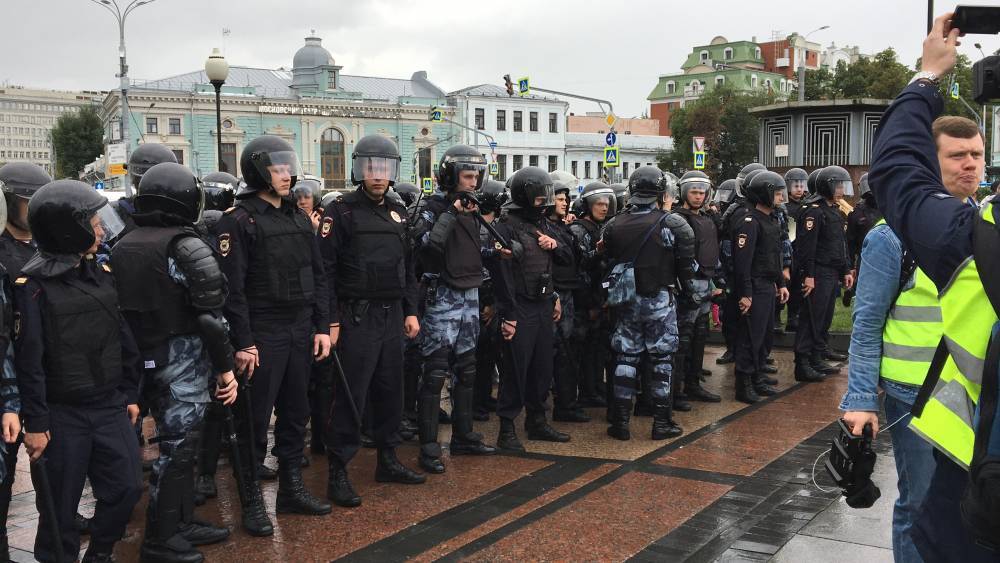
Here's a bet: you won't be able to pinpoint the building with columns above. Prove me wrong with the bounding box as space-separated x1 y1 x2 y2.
99 34 458 190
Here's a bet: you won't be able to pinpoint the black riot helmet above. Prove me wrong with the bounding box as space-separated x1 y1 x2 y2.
713 179 738 205
321 191 341 209
239 135 302 196
816 165 854 199
627 165 666 205
550 170 578 197
351 134 401 187
127 143 177 185
784 168 809 201
679 170 712 208
394 182 420 207
236 135 302 199
736 162 766 195
858 173 875 204
135 162 204 224
292 175 323 209
745 171 787 209
476 179 509 215
742 169 766 194
579 181 617 219
807 168 823 194
201 171 238 211
201 209 223 233
30 180 125 254
438 144 487 192
0 162 51 199
385 188 405 207
506 166 554 216
611 183 627 211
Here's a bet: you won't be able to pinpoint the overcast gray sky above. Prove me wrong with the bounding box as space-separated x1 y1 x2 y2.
1 0 995 117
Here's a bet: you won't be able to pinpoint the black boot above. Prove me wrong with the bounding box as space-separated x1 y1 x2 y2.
795 361 826 382
716 349 735 364
497 418 525 452
375 448 427 484
824 350 848 362
326 457 361 508
75 512 92 534
673 395 692 412
140 459 203 563
759 374 779 386
751 373 778 397
761 365 778 374
239 479 274 537
684 380 721 402
178 456 229 547
256 463 277 480
652 402 683 440
810 353 840 374
276 462 332 515
607 398 631 441
525 413 570 442
735 373 761 404
552 407 591 422
417 371 446 473
450 386 498 456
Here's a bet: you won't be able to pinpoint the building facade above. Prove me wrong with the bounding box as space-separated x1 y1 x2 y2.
0 87 105 174
565 133 672 184
447 84 568 182
567 113 660 136
647 36 790 136
99 35 457 190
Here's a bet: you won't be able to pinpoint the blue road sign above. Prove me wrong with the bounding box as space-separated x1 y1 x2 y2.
518 77 530 96
694 151 706 170
94 181 105 190
488 141 497 150
606 132 617 146
430 109 443 122
603 145 620 167
951 82 960 99
422 177 434 194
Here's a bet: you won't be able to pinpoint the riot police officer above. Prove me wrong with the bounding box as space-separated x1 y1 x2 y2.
601 166 696 441
731 172 791 403
293 175 323 233
546 171 588 423
201 171 238 214
712 179 739 216
570 182 617 408
14 180 143 563
214 135 332 516
489 166 573 450
111 163 242 561
782 168 810 332
474 180 509 420
410 144 497 473
674 171 722 404
793 165 855 382
394 182 421 209
117 143 178 237
0 163 48 275
844 173 881 305
321 134 425 507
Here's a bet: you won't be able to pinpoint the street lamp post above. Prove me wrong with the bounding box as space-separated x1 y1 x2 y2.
89 0 157 196
798 25 830 102
205 48 230 172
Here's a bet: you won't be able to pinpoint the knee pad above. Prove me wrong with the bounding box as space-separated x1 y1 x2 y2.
454 350 476 387
421 370 447 394
423 348 451 374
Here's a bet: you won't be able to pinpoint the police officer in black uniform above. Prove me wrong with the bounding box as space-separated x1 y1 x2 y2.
117 143 178 237
570 182 616 408
844 173 881 306
214 135 332 516
490 166 573 450
200 171 238 214
410 144 497 473
793 165 855 382
473 179 509 420
394 182 421 209
547 171 589 423
14 180 143 563
0 163 48 275
782 168 810 332
731 172 790 403
674 171 722 404
111 163 243 561
320 134 425 507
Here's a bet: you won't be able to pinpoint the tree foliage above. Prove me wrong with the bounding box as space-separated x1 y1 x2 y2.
803 48 911 101
51 106 103 179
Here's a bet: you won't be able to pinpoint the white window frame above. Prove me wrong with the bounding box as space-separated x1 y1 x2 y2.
715 76 726 86
751 75 758 88
666 81 676 94
700 50 710 63
724 47 733 60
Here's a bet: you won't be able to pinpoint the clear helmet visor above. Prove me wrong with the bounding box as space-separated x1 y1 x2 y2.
836 180 854 197
774 187 789 206
94 202 125 243
787 179 807 196
355 156 400 182
250 150 303 187
713 187 735 204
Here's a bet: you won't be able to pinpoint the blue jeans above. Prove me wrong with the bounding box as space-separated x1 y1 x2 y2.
884 394 935 563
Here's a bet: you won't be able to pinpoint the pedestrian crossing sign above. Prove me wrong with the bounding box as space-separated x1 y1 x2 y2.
950 82 960 99
694 151 706 170
603 145 620 168
430 107 443 122
422 178 434 194
518 77 530 96
489 162 499 176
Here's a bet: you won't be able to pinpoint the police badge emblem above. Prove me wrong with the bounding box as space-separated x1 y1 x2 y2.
390 210 402 223
737 233 748 248
218 233 232 256
805 217 815 231
321 217 334 238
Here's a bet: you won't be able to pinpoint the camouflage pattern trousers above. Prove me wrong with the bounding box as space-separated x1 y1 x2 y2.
144 335 212 508
420 283 480 358
610 289 679 401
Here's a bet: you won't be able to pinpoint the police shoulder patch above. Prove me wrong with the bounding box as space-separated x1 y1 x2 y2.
13 277 27 286
737 233 749 248
805 217 815 231
390 210 402 223
744 216 752 222
218 233 232 257
321 217 334 238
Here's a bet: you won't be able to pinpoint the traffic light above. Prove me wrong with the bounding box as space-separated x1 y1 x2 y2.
503 74 514 96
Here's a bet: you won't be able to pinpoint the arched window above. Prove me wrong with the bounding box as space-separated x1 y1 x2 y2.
751 75 758 89
700 50 710 63
724 47 733 60
754 47 761 59
321 128 345 189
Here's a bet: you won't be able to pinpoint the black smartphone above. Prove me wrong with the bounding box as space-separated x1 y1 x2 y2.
953 5 1000 34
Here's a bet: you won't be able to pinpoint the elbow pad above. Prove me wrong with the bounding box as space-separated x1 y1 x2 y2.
173 236 227 310
664 214 696 259
427 210 457 254
196 312 235 373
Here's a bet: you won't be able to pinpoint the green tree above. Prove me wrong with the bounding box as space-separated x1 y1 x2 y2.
803 48 911 100
51 106 103 178
803 67 836 100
